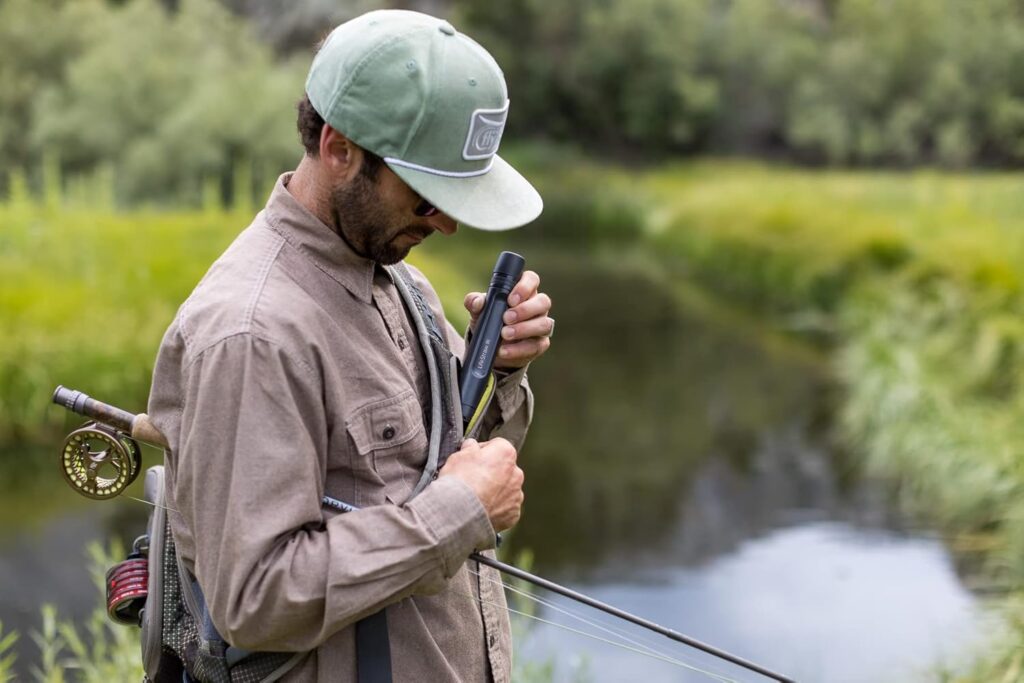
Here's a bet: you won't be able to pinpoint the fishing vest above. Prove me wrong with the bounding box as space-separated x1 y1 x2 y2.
139 262 491 683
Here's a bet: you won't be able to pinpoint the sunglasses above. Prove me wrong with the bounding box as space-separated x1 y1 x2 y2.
414 197 439 217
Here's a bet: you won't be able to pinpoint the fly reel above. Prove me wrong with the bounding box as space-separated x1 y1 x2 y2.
61 422 141 499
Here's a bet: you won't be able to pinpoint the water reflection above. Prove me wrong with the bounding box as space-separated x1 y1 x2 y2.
522 522 990 682
508 260 869 575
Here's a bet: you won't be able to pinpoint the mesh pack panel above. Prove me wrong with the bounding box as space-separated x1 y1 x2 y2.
159 517 297 683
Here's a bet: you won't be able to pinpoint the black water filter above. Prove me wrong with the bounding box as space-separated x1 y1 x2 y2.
460 251 525 427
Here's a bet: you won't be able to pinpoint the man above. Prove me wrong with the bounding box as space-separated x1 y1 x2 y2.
146 9 553 683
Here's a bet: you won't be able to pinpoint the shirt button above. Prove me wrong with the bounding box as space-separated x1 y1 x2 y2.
382 425 396 440
488 634 496 648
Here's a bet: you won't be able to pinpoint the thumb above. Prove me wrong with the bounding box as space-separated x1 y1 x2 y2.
464 292 485 318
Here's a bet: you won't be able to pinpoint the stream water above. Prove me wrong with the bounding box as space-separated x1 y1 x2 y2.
0 256 993 681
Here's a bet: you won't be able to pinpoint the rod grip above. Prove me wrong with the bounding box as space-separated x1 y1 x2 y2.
131 414 168 449
52 386 168 447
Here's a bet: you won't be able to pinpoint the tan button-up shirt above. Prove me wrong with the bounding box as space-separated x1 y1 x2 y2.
147 174 533 682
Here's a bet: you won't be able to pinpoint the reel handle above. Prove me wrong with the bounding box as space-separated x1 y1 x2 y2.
53 386 168 448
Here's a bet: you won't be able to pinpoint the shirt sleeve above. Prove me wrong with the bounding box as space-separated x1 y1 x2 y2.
174 333 495 652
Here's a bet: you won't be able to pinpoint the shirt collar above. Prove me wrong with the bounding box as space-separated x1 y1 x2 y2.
261 172 375 304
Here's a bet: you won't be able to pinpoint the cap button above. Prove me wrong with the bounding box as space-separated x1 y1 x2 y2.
438 21 456 36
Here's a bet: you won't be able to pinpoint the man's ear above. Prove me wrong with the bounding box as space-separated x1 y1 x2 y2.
319 124 365 182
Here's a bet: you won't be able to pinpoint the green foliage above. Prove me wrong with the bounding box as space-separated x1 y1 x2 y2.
16 542 145 682
0 620 17 683
31 605 65 683
456 0 1024 166
2 0 305 205
786 0 1024 166
455 0 719 153
0 0 84 180
0 179 245 445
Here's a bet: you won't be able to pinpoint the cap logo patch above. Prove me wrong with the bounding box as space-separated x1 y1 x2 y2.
463 101 509 161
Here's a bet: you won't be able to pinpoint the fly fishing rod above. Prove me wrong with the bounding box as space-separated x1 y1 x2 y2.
52 385 796 682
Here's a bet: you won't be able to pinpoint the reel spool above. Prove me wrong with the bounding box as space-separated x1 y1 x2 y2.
60 422 141 499
106 535 149 625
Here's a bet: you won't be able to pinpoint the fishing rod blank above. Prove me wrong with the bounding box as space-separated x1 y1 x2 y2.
471 553 796 683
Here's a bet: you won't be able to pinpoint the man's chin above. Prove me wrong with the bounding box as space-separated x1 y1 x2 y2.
374 243 414 266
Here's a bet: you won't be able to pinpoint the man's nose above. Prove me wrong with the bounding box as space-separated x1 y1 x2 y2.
428 212 458 236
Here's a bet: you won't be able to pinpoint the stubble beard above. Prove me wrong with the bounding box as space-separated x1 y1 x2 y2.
329 173 427 266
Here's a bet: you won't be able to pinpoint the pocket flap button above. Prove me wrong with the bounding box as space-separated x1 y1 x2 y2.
382 425 396 440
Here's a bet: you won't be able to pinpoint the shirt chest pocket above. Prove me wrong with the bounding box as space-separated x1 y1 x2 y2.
345 388 429 505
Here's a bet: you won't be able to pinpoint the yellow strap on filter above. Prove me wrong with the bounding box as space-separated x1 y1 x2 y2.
463 371 496 437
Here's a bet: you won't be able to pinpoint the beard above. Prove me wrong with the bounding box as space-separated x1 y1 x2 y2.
328 172 430 265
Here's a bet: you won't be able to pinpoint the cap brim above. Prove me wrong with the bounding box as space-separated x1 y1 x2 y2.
387 155 542 231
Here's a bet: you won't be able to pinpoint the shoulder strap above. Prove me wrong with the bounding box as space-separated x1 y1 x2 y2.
388 262 463 499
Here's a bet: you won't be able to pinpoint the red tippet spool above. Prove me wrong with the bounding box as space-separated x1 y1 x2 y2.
106 556 149 625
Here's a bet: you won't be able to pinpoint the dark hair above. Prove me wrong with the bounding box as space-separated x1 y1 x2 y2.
296 94 325 156
296 94 383 179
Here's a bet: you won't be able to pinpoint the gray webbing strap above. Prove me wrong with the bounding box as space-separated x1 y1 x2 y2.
388 263 448 501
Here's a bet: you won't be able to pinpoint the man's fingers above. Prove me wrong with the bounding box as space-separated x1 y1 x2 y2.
507 270 540 307
503 292 551 324
501 316 555 341
498 336 551 363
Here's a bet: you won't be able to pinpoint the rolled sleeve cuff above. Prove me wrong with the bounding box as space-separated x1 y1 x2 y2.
407 476 496 576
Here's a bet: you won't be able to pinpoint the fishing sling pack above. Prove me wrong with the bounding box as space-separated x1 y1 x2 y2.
131 262 493 683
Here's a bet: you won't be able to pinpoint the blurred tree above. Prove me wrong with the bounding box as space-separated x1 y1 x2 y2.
456 0 1024 167
38 0 307 204
0 0 83 184
786 0 1024 166
455 0 718 156
706 0 821 155
5 0 1024 204
14 0 307 205
218 0 391 54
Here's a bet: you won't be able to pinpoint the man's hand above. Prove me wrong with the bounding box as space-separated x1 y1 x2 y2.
464 270 553 370
439 438 524 532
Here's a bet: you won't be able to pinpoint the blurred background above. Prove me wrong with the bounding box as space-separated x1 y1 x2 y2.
2 0 1024 681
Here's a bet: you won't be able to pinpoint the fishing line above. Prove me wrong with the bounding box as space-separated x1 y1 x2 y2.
125 495 178 514
469 565 741 683
476 566 686 664
454 586 739 683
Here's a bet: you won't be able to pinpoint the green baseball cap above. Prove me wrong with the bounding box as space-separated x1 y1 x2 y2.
305 10 542 231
